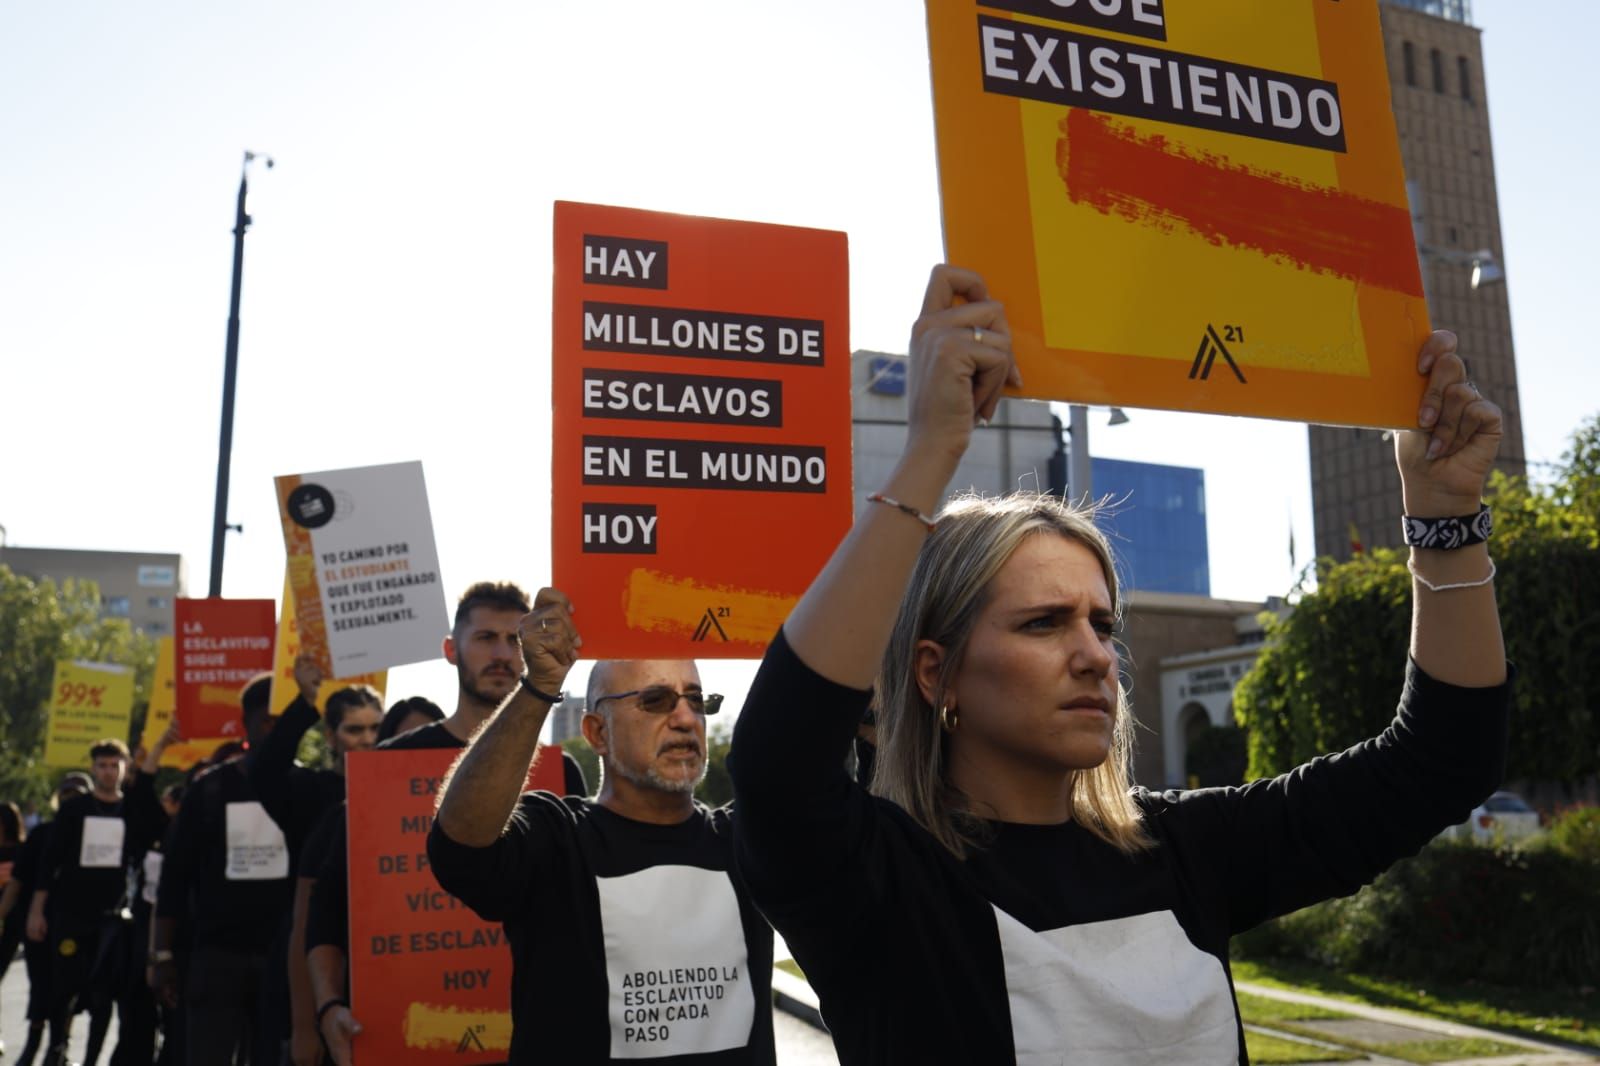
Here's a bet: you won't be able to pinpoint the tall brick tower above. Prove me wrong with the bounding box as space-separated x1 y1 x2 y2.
1309 0 1526 560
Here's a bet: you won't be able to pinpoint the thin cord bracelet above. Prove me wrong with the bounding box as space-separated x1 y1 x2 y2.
867 493 937 532
1408 558 1496 592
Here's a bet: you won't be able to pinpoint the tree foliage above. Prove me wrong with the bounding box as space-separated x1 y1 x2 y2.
1235 414 1600 786
0 565 156 809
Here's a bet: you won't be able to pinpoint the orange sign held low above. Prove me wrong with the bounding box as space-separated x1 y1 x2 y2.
925 0 1428 427
551 201 852 658
346 746 566 1062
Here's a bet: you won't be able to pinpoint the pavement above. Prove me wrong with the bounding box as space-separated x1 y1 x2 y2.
7 945 1591 1065
771 967 1600 1065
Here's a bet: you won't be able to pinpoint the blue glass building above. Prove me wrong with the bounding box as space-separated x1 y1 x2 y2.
1090 458 1210 596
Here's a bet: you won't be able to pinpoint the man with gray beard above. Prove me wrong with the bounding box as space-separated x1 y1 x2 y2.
429 587 775 1066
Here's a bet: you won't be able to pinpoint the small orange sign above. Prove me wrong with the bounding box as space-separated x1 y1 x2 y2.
346 747 566 1062
552 201 852 657
925 0 1428 428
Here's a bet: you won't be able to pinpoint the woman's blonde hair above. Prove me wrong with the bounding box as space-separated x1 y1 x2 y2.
870 492 1152 859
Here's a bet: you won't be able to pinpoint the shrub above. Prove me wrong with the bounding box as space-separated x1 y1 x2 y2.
1546 805 1600 865
1232 838 1600 988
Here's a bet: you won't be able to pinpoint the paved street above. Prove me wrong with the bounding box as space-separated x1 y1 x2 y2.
2 947 101 1061
4 946 840 1065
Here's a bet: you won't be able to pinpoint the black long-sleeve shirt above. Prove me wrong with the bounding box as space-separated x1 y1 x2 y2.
43 777 163 936
729 630 1512 1065
248 695 344 873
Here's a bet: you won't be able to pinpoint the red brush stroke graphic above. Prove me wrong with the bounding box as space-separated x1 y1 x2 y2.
1058 110 1422 297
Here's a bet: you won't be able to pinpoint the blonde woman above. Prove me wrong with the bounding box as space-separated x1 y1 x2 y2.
729 265 1510 1064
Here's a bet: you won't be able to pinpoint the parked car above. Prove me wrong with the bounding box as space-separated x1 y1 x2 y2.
1445 790 1541 843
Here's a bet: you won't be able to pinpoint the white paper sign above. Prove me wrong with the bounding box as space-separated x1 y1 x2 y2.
224 801 289 881
276 460 449 674
79 816 125 869
598 865 754 1059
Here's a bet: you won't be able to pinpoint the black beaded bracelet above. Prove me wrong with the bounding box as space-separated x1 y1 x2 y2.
316 998 349 1026
519 674 566 704
1401 503 1492 550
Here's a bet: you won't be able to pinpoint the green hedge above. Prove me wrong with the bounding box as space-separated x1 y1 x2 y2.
1233 837 1600 988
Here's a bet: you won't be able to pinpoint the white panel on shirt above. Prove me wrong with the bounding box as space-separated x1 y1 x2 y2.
79 816 125 868
598 864 755 1060
994 907 1238 1065
142 851 163 905
224 801 289 881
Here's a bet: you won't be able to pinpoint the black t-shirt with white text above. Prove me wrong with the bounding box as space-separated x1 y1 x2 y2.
430 797 775 1066
156 758 293 952
44 779 162 936
729 630 1512 1065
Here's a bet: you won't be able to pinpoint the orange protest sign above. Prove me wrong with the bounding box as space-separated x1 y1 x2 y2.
138 637 229 768
552 201 852 657
174 598 276 742
268 574 387 717
346 746 566 1062
924 0 1428 427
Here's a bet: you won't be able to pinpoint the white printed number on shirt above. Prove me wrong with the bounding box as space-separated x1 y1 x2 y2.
995 907 1238 1065
79 816 125 868
598 865 754 1059
225 802 289 881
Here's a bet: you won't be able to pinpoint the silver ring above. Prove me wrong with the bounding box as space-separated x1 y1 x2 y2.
540 618 550 631
971 326 984 345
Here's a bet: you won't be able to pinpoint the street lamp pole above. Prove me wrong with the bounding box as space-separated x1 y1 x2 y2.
1068 403 1091 503
207 151 272 597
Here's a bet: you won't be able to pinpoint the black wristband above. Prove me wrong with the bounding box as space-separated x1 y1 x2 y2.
1401 503 1492 550
316 998 349 1026
519 674 565 704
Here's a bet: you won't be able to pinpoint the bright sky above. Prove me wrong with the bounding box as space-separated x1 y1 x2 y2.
3 1 1595 718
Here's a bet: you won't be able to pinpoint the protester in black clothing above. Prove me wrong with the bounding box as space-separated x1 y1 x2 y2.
0 799 31 1059
1 776 91 1066
376 695 444 744
247 656 383 1066
304 580 587 1065
728 265 1513 1065
28 738 167 1066
149 673 284 1065
0 800 25 980
430 588 776 1066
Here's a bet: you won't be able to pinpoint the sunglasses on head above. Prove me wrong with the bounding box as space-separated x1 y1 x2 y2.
593 686 724 716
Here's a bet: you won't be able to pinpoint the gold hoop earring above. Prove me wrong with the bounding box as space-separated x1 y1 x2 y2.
939 703 959 733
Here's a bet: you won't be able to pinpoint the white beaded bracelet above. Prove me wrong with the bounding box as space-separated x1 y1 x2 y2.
1407 557 1496 592
867 492 937 532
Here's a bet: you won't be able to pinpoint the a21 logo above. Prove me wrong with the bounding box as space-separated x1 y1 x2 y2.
1189 323 1247 384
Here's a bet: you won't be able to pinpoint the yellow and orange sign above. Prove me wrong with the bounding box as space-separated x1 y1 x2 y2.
552 201 852 657
268 574 387 717
42 661 135 768
926 0 1428 427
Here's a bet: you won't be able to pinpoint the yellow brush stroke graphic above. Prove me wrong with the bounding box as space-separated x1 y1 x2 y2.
402 1003 512 1052
199 685 248 710
623 570 797 645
